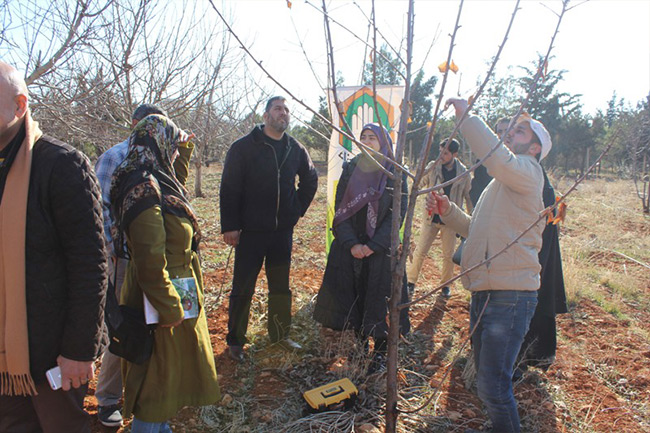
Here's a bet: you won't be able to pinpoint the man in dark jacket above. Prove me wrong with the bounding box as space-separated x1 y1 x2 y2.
515 168 568 378
0 61 108 433
220 96 318 361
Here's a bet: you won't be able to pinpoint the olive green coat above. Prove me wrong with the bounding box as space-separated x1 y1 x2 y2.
120 145 220 422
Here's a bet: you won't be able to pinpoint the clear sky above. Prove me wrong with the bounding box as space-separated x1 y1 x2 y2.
218 0 650 120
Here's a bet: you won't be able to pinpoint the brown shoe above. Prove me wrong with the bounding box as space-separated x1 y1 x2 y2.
228 345 244 362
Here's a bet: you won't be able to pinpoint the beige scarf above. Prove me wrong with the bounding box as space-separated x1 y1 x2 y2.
0 111 41 396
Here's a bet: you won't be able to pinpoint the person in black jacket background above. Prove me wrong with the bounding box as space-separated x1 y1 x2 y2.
515 169 568 377
220 96 318 362
468 117 508 207
0 61 107 433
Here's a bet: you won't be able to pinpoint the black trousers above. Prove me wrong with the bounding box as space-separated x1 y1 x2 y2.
519 311 558 367
353 258 411 341
226 228 293 346
0 381 90 433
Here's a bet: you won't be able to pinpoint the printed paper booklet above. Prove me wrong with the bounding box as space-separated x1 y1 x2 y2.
144 277 199 324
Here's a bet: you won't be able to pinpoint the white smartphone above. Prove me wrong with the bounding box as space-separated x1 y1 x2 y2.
45 366 62 390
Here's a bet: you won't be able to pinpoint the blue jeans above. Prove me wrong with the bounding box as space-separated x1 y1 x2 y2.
131 418 173 433
470 290 538 433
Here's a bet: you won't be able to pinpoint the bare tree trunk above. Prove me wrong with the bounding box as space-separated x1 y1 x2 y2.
385 1 414 431
640 149 649 213
195 83 216 199
565 154 570 173
194 156 203 198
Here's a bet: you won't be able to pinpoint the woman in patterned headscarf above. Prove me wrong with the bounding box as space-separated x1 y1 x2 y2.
110 114 219 433
313 123 410 373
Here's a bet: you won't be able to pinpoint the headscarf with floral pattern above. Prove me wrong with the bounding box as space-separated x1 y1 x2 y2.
110 114 200 257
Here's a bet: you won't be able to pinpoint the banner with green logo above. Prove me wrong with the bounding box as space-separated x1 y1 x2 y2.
326 85 404 252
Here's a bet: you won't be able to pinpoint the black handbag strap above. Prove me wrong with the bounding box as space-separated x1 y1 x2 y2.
104 260 124 329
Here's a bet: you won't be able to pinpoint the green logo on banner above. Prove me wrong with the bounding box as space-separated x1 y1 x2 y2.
340 89 393 151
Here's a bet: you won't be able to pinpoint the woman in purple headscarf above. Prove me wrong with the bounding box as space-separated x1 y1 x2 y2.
313 123 410 372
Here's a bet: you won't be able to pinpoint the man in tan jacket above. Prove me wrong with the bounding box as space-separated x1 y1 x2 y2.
407 138 472 297
428 98 551 433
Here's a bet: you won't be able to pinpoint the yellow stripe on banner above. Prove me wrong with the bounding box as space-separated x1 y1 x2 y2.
325 180 338 254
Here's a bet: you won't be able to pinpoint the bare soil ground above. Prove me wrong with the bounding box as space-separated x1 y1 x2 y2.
88 165 650 433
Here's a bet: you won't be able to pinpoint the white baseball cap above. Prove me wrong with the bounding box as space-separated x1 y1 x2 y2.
525 118 552 160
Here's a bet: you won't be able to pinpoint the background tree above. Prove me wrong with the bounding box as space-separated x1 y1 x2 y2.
630 96 650 213
362 44 404 86
603 95 650 211
406 70 439 165
517 56 582 166
473 65 520 128
556 110 598 176
2 0 262 196
289 96 332 159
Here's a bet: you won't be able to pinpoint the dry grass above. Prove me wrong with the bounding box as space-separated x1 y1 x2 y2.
555 176 649 321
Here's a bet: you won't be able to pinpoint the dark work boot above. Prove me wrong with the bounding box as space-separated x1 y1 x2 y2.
268 293 292 343
228 345 245 363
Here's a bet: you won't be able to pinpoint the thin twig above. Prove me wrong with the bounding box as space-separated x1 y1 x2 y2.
352 0 408 72
370 0 393 160
303 0 408 80
604 249 650 270
289 12 325 91
215 245 234 306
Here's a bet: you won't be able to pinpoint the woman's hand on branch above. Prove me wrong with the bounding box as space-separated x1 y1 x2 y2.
444 98 469 119
426 191 450 217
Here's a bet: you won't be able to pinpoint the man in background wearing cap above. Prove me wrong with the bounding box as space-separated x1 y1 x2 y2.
427 98 551 433
93 103 168 428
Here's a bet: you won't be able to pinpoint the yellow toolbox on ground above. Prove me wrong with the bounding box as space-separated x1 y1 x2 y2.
303 378 358 412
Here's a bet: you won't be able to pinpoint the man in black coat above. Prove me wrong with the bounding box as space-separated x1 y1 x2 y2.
0 62 108 432
468 117 508 206
515 169 568 375
220 96 318 361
